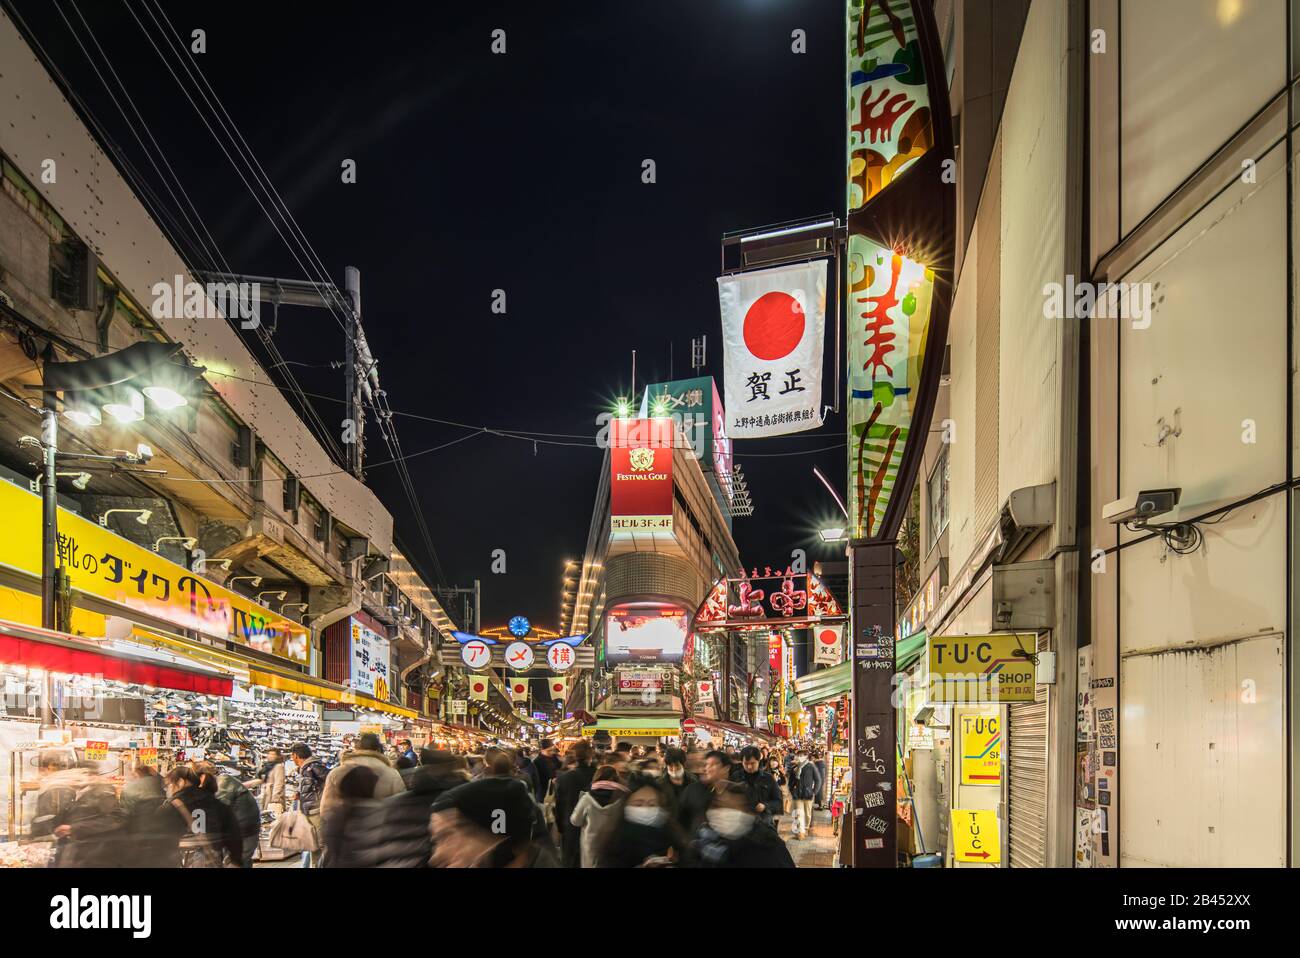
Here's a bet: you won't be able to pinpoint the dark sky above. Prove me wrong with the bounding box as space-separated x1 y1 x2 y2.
9 0 851 627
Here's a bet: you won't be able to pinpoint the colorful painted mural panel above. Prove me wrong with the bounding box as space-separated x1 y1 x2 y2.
846 0 934 213
846 235 935 539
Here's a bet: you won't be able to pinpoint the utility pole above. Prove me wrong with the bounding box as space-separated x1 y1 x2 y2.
344 266 364 479
196 268 372 478
39 391 57 729
40 392 58 632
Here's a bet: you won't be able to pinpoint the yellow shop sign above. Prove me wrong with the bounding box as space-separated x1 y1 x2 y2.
0 480 308 663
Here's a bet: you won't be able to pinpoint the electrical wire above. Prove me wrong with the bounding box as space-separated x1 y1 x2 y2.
107 0 349 464
156 429 487 485
51 0 348 468
135 0 455 584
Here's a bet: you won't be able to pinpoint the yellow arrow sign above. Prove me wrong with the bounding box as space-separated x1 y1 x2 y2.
951 808 1000 863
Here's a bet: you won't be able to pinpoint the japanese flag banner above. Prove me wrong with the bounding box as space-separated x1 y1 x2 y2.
718 260 827 438
550 677 569 701
696 680 714 705
814 624 844 666
510 680 529 703
469 678 489 701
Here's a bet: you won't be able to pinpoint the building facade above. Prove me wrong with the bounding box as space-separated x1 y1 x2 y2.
909 0 1295 868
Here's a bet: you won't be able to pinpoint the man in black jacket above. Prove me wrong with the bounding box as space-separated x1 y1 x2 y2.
374 750 471 867
533 740 561 803
731 746 783 829
553 742 596 867
290 743 329 866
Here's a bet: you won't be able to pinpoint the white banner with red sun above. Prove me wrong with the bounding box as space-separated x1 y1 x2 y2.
717 260 827 438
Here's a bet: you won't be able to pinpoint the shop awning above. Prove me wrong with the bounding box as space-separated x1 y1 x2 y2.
0 619 232 696
247 668 416 719
793 660 851 706
582 717 682 737
690 717 779 744
793 632 930 706
897 631 927 672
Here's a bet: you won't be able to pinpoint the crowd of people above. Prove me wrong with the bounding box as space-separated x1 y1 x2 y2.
31 733 830 868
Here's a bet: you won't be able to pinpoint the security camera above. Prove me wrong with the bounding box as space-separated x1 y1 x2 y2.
1102 488 1181 526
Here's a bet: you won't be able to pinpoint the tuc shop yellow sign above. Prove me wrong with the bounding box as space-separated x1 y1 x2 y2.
0 480 308 663
926 633 1036 704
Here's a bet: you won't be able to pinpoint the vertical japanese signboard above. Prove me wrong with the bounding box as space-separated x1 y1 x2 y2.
609 418 674 534
350 617 391 700
844 0 954 869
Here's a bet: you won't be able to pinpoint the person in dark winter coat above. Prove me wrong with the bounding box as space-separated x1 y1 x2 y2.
291 744 329 815
290 743 330 867
662 748 698 819
692 782 795 868
678 750 731 836
164 766 242 867
196 762 261 868
730 746 783 828
554 742 597 868
121 765 185 868
515 747 540 798
812 751 828 809
430 776 559 868
533 740 561 804
320 765 386 868
49 771 129 868
602 774 686 868
373 750 471 867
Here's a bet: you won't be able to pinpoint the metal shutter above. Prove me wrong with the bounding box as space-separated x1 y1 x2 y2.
1006 631 1049 867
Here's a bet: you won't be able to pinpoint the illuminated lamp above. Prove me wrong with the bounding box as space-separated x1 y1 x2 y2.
63 392 103 427
143 357 204 411
102 385 145 423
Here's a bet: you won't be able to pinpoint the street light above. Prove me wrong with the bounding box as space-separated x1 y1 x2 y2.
819 527 848 543
102 386 145 423
35 341 205 631
30 471 92 492
192 557 232 572
100 508 152 527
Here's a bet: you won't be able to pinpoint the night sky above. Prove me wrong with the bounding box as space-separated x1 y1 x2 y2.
8 0 852 627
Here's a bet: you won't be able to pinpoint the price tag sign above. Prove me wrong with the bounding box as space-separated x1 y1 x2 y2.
138 748 159 767
84 741 109 761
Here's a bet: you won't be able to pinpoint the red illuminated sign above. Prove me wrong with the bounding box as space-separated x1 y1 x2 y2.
610 419 674 533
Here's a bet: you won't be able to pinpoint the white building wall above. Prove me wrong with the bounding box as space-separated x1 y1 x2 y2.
998 0 1066 509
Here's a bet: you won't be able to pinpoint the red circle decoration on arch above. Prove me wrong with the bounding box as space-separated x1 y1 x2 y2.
743 291 805 361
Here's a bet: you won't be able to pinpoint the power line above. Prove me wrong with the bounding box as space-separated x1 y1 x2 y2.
113 0 350 465
157 430 487 485
50 0 348 468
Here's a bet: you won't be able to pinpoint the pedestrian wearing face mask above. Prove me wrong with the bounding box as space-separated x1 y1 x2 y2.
789 750 820 840
662 748 696 798
692 782 795 868
602 774 686 867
